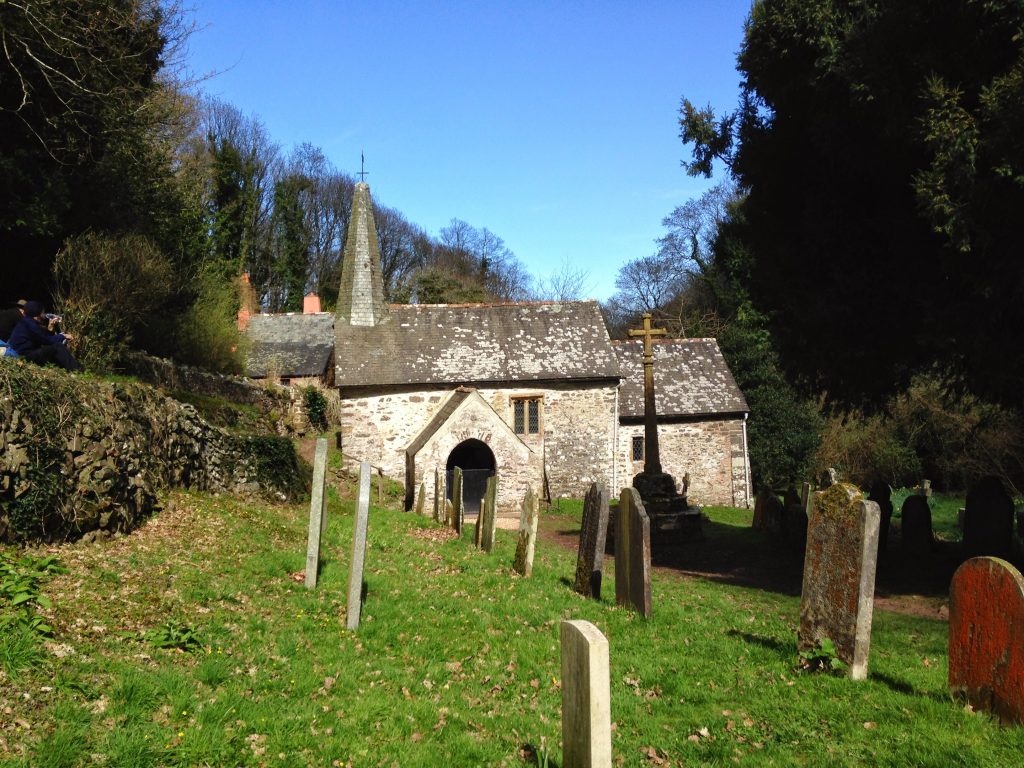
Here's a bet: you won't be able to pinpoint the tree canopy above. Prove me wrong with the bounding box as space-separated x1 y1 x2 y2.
681 0 1024 408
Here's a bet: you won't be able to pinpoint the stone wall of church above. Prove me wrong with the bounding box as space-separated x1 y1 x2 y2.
338 381 618 516
615 417 751 508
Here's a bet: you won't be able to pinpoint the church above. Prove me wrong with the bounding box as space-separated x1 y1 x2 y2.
244 182 751 519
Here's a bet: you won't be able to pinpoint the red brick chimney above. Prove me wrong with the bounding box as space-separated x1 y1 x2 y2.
303 292 322 314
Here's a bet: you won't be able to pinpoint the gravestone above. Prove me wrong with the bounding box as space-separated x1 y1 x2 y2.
480 475 498 553
819 467 838 489
783 486 801 508
919 479 932 498
304 438 330 589
615 487 652 618
444 499 453 526
415 481 426 516
800 482 811 509
451 467 464 534
782 500 808 551
433 469 444 523
867 480 893 556
752 488 783 532
949 557 1024 725
900 495 934 555
560 620 612 768
346 461 372 631
964 476 1014 559
798 483 880 680
513 487 539 577
574 483 610 599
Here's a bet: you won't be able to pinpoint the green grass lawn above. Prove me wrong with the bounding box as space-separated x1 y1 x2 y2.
2 470 1022 767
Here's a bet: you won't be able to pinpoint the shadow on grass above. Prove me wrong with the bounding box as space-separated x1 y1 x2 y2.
726 629 793 656
870 671 951 703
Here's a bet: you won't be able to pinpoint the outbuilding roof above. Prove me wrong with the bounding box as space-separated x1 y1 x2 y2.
334 300 620 387
244 313 334 378
613 338 748 419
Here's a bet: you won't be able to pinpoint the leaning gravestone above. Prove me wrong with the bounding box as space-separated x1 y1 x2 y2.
964 476 1014 559
867 480 893 556
513 487 539 577
949 557 1024 725
479 475 498 553
304 438 330 589
798 483 880 680
345 461 372 631
615 487 652 618
451 468 464 534
900 494 934 555
415 481 426 516
561 620 612 768
433 469 444 523
574 483 610 599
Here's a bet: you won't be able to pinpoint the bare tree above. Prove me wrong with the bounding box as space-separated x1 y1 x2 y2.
532 257 594 301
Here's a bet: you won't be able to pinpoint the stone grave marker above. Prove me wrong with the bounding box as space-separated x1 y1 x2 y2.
752 488 783 532
920 478 932 498
949 556 1024 725
560 620 612 768
615 487 651 618
819 467 838 489
867 480 893 556
415 481 426 516
304 438 329 589
433 469 444 523
900 494 934 555
964 475 1014 559
480 475 498 553
798 483 880 680
345 461 371 631
574 483 609 599
451 467 464 534
444 499 453 526
513 487 539 577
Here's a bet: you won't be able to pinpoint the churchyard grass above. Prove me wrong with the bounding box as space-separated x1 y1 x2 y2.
1 478 1022 766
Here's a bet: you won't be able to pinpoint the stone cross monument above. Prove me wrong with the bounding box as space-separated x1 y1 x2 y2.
628 313 668 476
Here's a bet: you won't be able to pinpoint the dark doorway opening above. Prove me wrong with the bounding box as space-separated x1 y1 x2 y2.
446 439 496 516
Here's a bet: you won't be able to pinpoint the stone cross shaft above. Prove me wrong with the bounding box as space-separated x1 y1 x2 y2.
628 313 667 475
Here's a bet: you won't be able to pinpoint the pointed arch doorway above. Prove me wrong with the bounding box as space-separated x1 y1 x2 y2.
447 439 496 516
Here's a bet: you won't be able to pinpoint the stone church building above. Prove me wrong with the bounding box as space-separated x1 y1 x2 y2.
244 182 751 519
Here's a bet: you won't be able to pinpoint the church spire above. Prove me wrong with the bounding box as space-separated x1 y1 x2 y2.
336 182 387 326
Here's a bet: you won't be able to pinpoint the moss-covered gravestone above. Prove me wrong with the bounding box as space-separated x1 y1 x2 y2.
949 556 1024 725
479 475 498 553
574 483 609 599
513 487 539 577
798 483 880 680
451 467 464 534
415 481 426 516
433 469 445 523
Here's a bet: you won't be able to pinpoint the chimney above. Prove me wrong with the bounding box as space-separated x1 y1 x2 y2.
303 292 322 314
237 272 257 331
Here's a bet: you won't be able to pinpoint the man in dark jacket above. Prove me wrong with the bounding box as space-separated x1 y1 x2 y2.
0 299 27 341
8 301 84 372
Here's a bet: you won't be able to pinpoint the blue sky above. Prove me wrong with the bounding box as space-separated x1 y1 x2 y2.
184 0 751 300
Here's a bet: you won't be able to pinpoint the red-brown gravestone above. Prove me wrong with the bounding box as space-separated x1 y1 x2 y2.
798 483 880 680
949 557 1024 725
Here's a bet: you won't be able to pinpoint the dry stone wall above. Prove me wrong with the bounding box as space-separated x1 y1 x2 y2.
0 361 302 544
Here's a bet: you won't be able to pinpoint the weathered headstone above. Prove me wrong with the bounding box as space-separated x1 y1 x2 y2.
964 475 1014 559
513 487 539 577
819 467 838 489
433 469 445 523
574 483 610 599
867 480 893 556
346 461 372 631
414 481 426 516
949 557 1024 725
560 620 612 768
919 478 932 498
444 499 453 526
900 494 934 555
800 481 811 509
798 483 880 680
782 501 808 551
615 487 651 618
451 467 464 534
752 488 783 532
304 438 329 589
480 475 498 553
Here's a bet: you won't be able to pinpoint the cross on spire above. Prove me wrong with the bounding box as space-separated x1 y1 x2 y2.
358 152 369 182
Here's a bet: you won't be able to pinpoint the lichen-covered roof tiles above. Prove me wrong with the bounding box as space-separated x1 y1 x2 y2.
614 338 748 418
244 313 334 378
335 301 620 387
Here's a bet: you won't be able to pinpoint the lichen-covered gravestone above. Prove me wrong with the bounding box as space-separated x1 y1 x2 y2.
798 483 880 680
451 467 464 534
414 481 426 516
574 483 609 599
964 475 1014 559
433 469 444 523
513 487 539 577
479 475 498 552
615 487 651 618
900 494 934 555
345 461 372 631
560 620 612 768
304 438 330 589
949 556 1024 724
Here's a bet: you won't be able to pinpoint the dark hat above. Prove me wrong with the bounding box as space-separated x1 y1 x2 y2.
23 300 44 318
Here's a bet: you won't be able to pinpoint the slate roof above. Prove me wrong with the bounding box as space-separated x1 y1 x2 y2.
244 313 334 378
335 301 620 387
614 338 748 419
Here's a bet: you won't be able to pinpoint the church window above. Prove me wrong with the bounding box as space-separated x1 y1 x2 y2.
631 436 644 461
512 397 542 435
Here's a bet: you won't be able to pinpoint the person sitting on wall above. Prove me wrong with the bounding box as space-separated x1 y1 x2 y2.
8 301 84 372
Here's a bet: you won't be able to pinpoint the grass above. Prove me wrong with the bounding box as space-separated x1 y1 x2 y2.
1 465 1022 766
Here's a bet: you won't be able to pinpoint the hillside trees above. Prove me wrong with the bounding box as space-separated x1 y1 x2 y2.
679 0 1024 409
